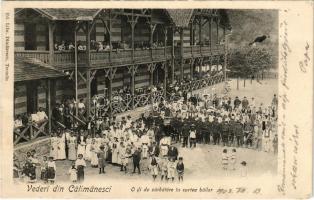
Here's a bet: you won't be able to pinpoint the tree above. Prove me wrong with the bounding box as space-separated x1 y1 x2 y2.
228 46 272 78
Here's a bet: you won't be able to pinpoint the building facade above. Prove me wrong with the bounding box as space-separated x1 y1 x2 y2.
14 8 231 145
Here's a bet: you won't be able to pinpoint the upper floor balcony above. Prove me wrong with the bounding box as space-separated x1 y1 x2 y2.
14 44 225 69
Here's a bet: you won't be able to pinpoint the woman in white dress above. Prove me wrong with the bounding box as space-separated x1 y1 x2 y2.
85 135 92 161
50 134 59 160
77 132 86 158
111 139 119 164
67 133 77 161
90 139 98 167
57 133 66 160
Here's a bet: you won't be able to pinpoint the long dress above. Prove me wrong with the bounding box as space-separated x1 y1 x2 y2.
111 142 119 164
85 138 92 161
90 144 99 167
50 136 59 160
77 141 86 158
57 134 66 160
68 136 77 161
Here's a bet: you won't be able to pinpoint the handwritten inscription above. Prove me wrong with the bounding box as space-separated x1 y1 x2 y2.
277 19 290 196
299 42 310 73
290 125 300 190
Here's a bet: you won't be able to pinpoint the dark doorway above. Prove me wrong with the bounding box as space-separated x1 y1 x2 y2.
50 80 56 108
26 81 38 114
153 64 165 85
24 23 37 50
91 77 98 97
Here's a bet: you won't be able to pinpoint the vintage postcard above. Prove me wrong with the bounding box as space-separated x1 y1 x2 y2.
0 1 313 199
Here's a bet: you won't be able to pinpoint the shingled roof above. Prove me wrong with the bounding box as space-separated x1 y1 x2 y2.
16 8 102 21
15 57 66 82
165 9 194 28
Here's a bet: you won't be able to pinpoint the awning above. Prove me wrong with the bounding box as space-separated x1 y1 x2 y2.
15 57 66 82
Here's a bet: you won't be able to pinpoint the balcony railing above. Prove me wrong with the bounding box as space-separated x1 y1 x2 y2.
15 50 50 64
14 120 49 145
175 44 224 58
90 74 224 118
15 45 225 67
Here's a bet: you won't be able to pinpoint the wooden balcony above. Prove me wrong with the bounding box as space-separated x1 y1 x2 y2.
174 44 225 58
15 45 223 69
15 50 50 64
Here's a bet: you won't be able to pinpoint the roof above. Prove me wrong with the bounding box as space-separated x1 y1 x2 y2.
16 8 102 21
165 9 194 28
193 9 232 30
15 57 66 82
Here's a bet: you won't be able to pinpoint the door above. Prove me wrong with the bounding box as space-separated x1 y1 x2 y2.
91 77 98 98
26 81 38 114
24 23 37 50
50 80 56 108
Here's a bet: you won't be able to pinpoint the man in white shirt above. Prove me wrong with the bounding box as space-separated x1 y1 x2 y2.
189 125 197 148
37 107 48 122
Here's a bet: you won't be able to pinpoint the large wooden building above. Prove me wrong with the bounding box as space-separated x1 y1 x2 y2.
14 8 231 144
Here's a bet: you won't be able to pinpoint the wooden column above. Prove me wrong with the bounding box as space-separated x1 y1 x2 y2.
190 58 194 79
164 27 167 57
48 22 54 65
149 63 155 86
131 65 135 109
86 21 91 116
130 10 137 62
171 26 175 83
46 79 51 133
180 28 184 81
190 22 193 45
108 67 113 118
199 16 202 54
108 10 112 63
163 62 168 98
223 27 227 82
209 17 212 48
150 23 156 60
216 19 220 45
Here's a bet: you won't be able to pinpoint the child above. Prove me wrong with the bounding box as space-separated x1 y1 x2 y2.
97 145 106 174
167 158 176 182
68 163 77 183
149 154 159 181
229 149 236 170
222 149 228 170
176 157 184 182
40 156 48 183
75 154 86 183
47 157 56 184
240 161 247 177
160 157 168 181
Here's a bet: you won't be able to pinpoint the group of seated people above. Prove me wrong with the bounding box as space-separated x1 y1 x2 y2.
54 40 166 52
14 107 49 133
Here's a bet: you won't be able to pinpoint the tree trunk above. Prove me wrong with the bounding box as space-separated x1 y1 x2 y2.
237 77 239 90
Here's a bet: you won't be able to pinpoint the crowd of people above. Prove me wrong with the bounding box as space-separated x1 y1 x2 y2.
14 89 278 184
53 40 166 52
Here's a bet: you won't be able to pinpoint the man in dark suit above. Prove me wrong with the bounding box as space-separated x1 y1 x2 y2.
149 142 160 157
132 147 142 174
167 145 178 160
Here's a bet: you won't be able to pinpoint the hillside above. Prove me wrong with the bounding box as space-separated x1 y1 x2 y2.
227 9 278 50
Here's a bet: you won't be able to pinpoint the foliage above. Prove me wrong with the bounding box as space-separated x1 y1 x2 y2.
228 46 272 77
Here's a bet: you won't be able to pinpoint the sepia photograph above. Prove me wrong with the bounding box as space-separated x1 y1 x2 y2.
11 8 280 185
